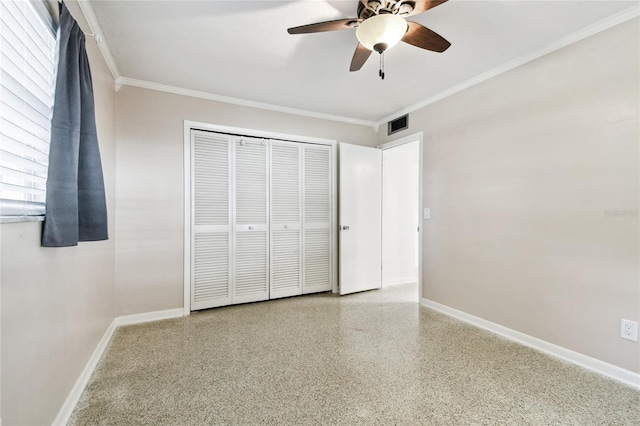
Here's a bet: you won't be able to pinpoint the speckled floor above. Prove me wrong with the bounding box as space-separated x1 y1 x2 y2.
70 284 639 425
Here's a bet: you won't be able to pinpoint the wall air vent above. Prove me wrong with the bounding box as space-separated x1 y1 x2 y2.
388 114 408 135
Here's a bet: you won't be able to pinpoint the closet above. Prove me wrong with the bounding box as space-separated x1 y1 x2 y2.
190 129 333 311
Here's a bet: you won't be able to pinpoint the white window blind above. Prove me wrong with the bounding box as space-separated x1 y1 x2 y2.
0 0 56 216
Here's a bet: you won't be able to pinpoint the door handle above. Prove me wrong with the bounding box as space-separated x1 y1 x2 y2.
248 226 254 230
284 224 289 229
341 225 350 231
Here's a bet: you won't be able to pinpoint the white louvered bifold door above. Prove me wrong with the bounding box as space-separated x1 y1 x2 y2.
302 144 333 294
270 141 302 299
233 137 269 304
191 131 232 310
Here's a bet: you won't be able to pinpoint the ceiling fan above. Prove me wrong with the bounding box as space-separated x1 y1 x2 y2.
287 0 451 79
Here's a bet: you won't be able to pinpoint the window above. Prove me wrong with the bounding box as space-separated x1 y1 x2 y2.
0 0 56 217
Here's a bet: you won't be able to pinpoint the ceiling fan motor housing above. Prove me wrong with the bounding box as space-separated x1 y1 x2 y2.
358 0 416 19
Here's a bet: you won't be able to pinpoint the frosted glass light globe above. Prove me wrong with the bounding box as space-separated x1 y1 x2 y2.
356 14 408 53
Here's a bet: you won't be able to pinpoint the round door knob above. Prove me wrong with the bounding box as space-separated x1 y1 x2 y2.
248 226 254 230
284 224 289 229
343 225 350 231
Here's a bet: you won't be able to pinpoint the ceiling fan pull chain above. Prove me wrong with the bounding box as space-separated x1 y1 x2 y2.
379 52 385 80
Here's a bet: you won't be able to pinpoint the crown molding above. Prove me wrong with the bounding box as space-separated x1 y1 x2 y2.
376 4 640 125
78 0 637 129
77 0 120 81
116 77 377 128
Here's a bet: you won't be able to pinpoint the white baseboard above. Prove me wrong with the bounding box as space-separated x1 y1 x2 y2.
420 298 640 390
52 320 117 426
114 308 184 327
53 308 185 425
383 278 417 287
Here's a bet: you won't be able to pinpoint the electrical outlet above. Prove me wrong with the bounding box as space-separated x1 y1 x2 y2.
620 319 638 341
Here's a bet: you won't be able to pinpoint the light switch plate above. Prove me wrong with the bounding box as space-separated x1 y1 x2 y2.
423 208 430 219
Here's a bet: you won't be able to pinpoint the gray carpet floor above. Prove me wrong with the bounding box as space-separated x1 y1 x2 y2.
70 284 639 425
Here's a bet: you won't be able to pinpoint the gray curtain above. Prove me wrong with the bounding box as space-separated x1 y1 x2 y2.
42 2 108 247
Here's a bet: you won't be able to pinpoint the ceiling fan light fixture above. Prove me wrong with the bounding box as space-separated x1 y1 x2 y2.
356 14 407 53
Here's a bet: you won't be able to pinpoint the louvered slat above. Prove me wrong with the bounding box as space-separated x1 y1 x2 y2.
233 138 269 303
235 231 268 297
193 132 229 226
304 145 331 224
305 228 331 290
270 142 302 298
271 229 300 293
271 143 300 224
303 144 332 293
235 140 267 224
193 233 230 303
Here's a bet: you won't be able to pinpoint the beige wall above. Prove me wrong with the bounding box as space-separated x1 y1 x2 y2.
0 2 116 424
378 19 639 373
115 87 376 316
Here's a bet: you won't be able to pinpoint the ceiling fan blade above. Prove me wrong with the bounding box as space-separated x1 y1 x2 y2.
407 0 448 16
350 43 372 72
287 18 361 34
402 21 451 52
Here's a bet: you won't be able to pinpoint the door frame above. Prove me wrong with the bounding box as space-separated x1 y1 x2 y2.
377 132 424 301
183 120 338 316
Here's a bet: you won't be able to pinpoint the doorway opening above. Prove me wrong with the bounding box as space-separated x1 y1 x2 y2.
380 135 422 302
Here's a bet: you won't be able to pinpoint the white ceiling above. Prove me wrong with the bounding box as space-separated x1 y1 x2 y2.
89 1 636 123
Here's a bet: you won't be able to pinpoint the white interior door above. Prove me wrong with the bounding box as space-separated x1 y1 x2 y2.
191 130 232 310
270 141 302 299
303 144 333 294
339 143 382 295
233 136 269 304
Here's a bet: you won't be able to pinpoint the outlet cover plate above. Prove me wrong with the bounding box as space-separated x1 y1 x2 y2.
621 319 638 341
